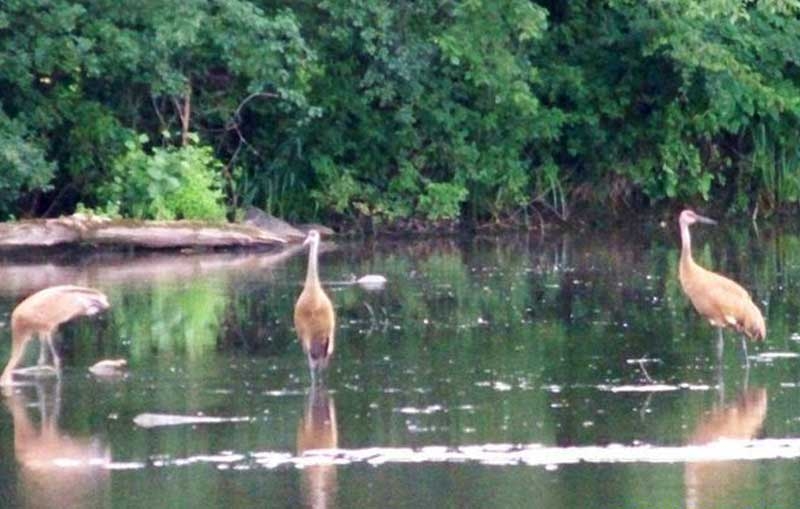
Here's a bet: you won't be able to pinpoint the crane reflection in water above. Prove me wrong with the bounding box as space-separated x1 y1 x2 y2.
684 367 768 509
297 386 339 509
4 378 111 508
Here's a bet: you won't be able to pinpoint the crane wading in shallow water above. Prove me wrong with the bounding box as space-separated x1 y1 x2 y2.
294 230 336 384
678 210 766 366
0 286 110 386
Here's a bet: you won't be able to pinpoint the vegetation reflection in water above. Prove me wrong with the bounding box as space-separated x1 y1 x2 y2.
0 225 800 507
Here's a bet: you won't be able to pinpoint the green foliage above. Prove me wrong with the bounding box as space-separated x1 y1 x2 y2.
309 156 363 215
113 278 228 363
0 0 313 217
746 122 800 210
3 0 800 225
418 181 469 221
99 134 226 221
290 0 552 223
0 109 54 219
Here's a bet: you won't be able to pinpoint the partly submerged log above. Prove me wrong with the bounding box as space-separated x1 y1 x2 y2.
0 218 81 247
0 214 288 249
85 222 286 248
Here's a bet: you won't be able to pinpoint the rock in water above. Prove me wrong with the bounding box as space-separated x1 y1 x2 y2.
89 359 128 377
243 207 307 240
357 274 387 290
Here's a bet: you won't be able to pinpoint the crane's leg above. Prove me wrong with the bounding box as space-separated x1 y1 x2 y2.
308 355 317 386
713 328 724 403
44 333 61 380
0 342 27 386
743 358 750 391
34 336 60 373
35 379 48 426
37 337 49 367
47 334 59 370
53 376 62 431
740 335 750 370
712 328 726 403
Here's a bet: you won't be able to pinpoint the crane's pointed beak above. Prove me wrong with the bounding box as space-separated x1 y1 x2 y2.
695 214 717 225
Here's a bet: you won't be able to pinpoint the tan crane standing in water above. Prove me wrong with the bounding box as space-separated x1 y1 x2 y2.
678 210 766 365
1 285 110 386
294 230 335 383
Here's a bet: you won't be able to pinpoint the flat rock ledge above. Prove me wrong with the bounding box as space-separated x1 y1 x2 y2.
0 214 291 249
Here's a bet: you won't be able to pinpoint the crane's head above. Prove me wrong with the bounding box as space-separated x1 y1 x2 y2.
679 209 717 227
303 229 321 247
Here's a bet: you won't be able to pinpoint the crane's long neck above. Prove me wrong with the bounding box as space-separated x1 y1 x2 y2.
305 238 321 289
680 220 696 272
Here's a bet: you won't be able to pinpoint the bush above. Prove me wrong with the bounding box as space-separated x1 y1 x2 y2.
98 134 227 221
0 112 54 219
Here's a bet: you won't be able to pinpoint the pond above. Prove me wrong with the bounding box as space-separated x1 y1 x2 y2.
0 221 799 508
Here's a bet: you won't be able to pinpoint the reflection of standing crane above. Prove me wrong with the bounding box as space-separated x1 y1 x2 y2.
685 386 767 509
297 386 338 509
294 231 336 383
5 378 111 507
1 285 109 386
677 210 765 363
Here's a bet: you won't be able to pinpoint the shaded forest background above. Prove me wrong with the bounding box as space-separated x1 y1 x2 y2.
2 0 800 229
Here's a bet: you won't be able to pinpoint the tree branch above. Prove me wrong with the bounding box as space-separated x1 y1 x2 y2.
171 91 191 146
233 92 279 121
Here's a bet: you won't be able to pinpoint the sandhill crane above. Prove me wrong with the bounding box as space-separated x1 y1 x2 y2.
294 230 335 382
297 387 338 508
678 210 765 365
1 285 110 386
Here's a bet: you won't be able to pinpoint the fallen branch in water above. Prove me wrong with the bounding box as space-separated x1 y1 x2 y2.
0 214 288 250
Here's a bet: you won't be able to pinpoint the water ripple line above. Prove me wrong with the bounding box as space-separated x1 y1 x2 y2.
103 438 800 471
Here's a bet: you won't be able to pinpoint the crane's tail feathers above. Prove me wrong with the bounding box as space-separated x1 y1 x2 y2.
309 337 330 362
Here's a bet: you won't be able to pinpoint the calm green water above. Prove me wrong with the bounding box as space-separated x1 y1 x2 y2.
1 224 800 508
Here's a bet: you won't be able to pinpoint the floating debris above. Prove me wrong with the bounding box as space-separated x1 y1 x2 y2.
133 413 251 428
678 383 713 391
263 389 306 397
625 358 662 365
89 358 128 377
752 352 800 362
597 384 679 393
12 365 58 376
357 274 387 290
396 405 443 415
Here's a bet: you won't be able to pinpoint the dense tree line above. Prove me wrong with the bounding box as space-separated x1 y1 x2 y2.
2 0 800 227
